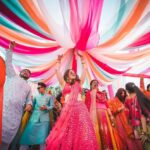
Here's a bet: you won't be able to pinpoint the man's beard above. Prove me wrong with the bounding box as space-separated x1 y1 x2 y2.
20 75 29 80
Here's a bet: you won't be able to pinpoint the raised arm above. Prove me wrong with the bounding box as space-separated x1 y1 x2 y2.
6 41 16 77
55 55 65 88
77 52 87 85
140 76 145 91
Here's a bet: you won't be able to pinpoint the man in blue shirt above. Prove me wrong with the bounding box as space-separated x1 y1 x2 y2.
20 82 54 150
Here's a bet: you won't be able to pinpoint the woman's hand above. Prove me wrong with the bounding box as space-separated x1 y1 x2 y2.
9 41 16 50
75 51 87 85
57 54 63 62
74 51 84 63
110 115 115 127
77 52 84 63
91 89 97 97
140 134 148 144
118 106 125 113
55 54 65 87
76 51 83 58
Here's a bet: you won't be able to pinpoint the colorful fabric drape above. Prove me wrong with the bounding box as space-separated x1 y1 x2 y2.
0 0 150 143
0 0 149 85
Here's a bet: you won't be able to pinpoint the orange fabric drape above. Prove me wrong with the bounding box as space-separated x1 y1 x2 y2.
19 0 51 34
0 57 6 144
98 0 149 48
0 25 57 47
85 53 111 82
104 48 150 61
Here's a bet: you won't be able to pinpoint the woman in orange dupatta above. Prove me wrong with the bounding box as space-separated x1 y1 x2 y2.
108 88 142 150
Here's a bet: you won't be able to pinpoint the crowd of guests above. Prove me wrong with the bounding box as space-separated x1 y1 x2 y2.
0 41 150 150
85 79 150 150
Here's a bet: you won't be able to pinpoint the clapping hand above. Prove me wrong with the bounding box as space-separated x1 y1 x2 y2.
57 54 63 61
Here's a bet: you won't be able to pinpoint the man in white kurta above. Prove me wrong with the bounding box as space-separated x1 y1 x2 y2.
0 41 32 150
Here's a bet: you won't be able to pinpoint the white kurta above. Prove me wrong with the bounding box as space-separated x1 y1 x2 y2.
2 50 32 144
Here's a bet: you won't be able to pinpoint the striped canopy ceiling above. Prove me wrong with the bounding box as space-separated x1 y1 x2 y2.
0 0 150 86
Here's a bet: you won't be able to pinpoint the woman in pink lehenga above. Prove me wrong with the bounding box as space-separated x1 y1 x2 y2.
46 55 98 150
85 80 122 150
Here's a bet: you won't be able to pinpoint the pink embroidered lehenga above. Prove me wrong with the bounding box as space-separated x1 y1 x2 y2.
46 82 98 150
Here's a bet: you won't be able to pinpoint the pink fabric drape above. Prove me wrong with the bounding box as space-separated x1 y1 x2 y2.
108 84 114 99
0 37 60 54
89 54 129 74
69 0 103 50
129 32 150 47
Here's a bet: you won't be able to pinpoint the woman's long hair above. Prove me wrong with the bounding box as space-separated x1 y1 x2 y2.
115 88 127 103
126 82 150 117
63 69 80 85
147 84 150 91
